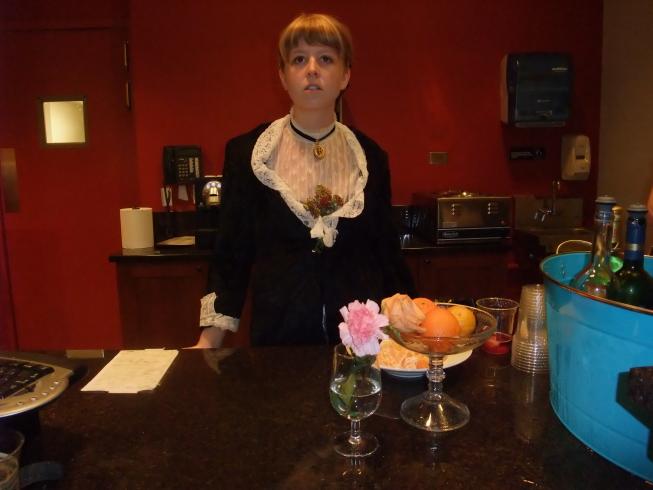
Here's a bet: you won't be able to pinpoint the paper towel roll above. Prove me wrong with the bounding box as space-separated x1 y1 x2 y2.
120 207 154 249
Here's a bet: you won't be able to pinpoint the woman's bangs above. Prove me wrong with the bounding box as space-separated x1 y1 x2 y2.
285 25 343 57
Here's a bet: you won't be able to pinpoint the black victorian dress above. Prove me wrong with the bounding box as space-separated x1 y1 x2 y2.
208 121 416 346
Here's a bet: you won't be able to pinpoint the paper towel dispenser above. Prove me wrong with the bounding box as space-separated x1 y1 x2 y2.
500 53 571 127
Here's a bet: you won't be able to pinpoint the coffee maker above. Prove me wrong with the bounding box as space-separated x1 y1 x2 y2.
194 175 221 249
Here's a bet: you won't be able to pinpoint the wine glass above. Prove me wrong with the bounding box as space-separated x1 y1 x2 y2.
329 344 382 457
386 304 496 432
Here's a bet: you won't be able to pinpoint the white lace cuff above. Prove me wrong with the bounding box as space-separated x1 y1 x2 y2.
199 292 239 332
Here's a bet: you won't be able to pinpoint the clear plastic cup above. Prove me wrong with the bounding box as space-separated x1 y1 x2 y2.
0 428 24 490
511 284 549 373
475 298 520 355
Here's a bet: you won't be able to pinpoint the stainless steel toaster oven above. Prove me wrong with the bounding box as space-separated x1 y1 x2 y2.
413 191 513 245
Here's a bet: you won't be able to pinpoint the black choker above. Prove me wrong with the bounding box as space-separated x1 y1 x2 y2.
289 120 336 160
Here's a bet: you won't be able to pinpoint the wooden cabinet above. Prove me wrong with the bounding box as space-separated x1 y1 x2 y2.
115 259 209 349
404 247 511 300
113 253 251 349
112 245 512 349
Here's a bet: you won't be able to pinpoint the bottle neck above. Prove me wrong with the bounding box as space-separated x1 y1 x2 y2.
623 214 647 268
591 217 613 266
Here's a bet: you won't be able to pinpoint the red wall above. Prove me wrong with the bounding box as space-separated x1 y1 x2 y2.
130 0 603 217
0 0 603 349
0 1 135 349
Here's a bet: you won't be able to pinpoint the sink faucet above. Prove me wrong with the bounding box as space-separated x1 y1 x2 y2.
534 180 561 222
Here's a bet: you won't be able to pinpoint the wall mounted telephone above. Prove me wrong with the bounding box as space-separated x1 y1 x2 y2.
162 146 202 184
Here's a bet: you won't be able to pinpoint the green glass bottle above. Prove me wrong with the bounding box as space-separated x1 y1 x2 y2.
610 205 624 273
571 196 616 298
607 204 653 309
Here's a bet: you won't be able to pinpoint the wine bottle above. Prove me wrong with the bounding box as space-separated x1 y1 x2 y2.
571 196 616 298
607 204 653 309
610 205 624 273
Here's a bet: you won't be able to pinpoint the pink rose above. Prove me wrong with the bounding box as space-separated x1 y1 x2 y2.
338 300 389 357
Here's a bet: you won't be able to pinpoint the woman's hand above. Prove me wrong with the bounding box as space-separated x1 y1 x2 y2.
186 326 226 349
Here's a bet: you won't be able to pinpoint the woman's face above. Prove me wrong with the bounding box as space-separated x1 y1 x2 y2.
279 40 350 115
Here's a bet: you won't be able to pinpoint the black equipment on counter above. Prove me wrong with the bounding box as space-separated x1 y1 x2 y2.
0 353 86 487
194 175 222 250
0 352 85 419
413 191 513 245
193 176 222 209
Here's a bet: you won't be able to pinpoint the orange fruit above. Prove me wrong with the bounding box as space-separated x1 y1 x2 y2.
449 305 476 337
415 357 429 369
413 297 436 315
421 307 461 338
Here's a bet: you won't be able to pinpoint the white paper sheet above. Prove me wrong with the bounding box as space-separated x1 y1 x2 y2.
81 349 178 394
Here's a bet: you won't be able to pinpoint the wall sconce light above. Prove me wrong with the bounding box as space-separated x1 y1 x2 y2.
39 97 87 145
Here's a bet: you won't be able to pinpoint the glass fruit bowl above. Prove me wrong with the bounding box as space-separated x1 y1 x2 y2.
385 303 496 432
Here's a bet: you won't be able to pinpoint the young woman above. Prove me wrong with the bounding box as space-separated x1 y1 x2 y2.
195 13 415 348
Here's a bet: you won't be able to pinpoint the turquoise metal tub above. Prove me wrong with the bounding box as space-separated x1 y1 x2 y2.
541 252 653 480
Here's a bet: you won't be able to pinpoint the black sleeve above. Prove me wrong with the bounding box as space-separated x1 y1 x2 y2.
372 147 418 298
207 138 257 318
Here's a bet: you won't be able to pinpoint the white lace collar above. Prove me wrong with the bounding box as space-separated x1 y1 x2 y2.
250 114 368 248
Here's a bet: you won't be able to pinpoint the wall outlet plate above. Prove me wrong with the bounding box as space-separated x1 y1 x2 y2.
429 152 448 165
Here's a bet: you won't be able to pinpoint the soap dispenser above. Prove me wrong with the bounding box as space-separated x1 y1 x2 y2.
561 134 591 181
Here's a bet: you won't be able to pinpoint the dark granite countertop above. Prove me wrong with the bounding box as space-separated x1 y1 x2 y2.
16 348 650 489
108 246 213 262
109 234 512 262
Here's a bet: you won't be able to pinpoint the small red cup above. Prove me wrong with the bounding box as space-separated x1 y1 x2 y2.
475 298 520 356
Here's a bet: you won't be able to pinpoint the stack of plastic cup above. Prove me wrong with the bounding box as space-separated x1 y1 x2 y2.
0 428 24 489
511 284 549 373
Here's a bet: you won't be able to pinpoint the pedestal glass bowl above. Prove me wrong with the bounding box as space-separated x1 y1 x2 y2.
386 304 496 432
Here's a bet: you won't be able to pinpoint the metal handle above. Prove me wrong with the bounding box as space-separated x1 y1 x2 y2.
555 239 624 255
555 239 592 254
0 148 19 212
